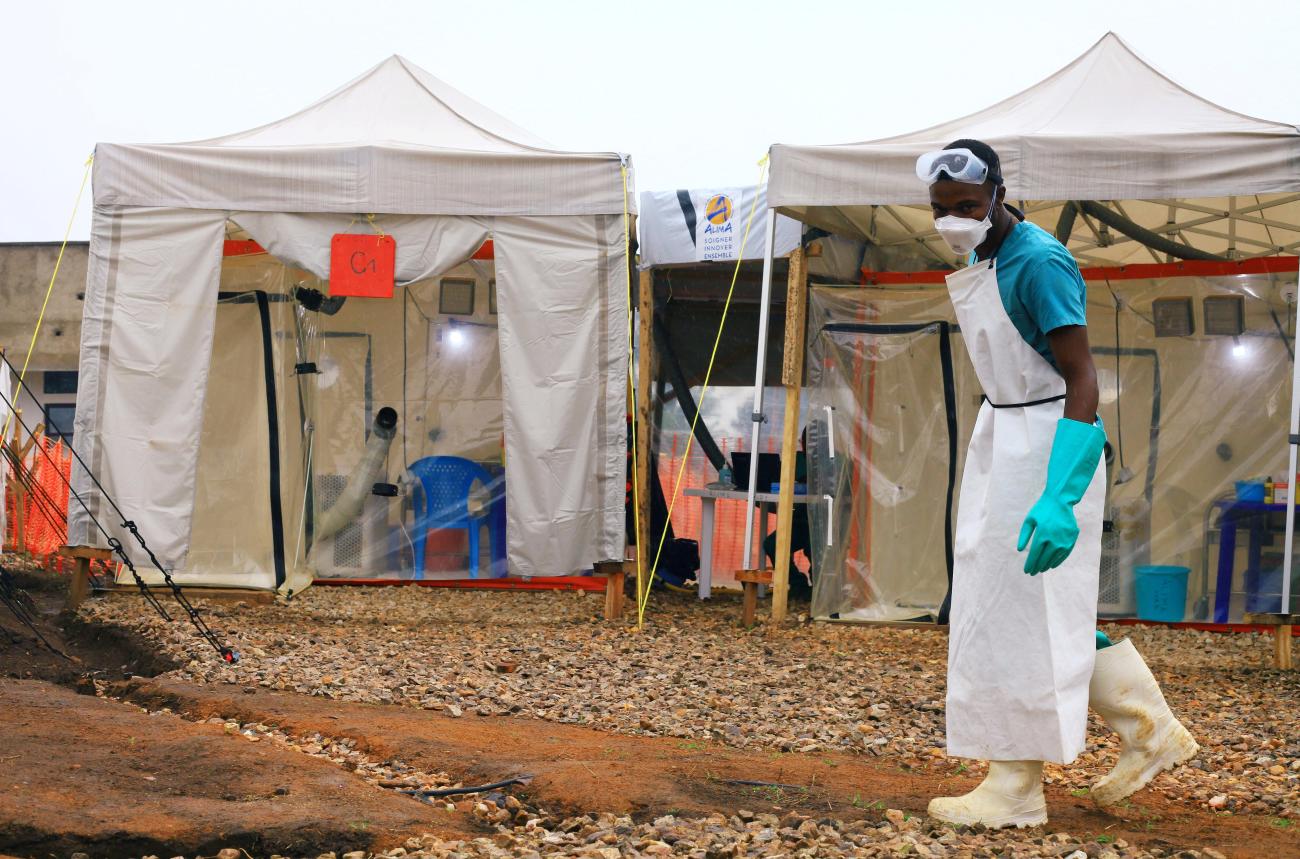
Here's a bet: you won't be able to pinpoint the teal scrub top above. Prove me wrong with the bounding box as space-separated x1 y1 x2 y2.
978 218 1088 370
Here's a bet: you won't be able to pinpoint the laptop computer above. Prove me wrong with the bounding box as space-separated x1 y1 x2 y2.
730 452 783 492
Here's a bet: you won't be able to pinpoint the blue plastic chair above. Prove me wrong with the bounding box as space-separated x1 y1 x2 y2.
408 456 505 578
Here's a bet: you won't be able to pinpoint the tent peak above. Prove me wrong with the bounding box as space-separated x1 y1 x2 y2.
186 54 561 152
767 32 1300 210
799 31 1296 152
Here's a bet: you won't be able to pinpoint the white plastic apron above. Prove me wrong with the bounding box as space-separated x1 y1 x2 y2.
944 257 1104 764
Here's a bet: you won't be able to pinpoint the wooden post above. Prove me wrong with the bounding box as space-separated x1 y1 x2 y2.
635 268 655 607
594 559 628 621
1245 612 1296 670
772 248 809 622
736 569 773 627
58 545 115 610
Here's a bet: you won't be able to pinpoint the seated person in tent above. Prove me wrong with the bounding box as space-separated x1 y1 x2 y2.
762 428 813 601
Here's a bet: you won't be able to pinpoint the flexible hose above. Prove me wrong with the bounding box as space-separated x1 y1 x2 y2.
314 407 399 541
1054 201 1079 243
1075 201 1227 262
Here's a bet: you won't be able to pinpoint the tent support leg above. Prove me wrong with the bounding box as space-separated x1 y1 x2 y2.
1283 258 1300 627
635 269 655 606
742 214 779 560
772 247 808 622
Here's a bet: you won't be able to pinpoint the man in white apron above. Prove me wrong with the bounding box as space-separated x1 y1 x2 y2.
916 140 1197 828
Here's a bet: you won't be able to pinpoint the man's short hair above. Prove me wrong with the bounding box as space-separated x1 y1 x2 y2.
943 138 1003 186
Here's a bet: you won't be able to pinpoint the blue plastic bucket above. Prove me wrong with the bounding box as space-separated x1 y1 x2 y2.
1235 481 1265 503
1134 565 1189 623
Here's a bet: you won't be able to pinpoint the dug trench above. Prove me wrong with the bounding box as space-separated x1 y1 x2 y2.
3 575 1297 858
113 674 1299 858
0 569 472 857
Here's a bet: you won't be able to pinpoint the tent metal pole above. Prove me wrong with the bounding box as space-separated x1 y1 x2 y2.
742 214 779 568
1283 257 1300 616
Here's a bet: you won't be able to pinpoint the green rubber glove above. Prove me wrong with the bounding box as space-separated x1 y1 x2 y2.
1017 418 1106 575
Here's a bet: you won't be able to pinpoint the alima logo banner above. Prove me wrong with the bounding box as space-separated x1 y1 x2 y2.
705 194 733 225
696 194 736 262
330 233 396 298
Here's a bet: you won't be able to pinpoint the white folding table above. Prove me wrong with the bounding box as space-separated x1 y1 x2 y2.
684 486 813 599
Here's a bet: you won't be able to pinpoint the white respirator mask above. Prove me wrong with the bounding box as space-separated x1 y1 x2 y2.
934 204 995 256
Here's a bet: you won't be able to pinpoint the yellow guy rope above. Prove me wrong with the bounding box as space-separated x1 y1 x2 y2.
619 162 648 619
2 154 94 443
636 155 770 626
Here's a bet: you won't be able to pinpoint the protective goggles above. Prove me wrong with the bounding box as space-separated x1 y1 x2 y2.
915 148 991 186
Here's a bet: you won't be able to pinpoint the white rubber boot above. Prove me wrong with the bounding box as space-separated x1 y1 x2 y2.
1088 638 1198 806
927 760 1047 828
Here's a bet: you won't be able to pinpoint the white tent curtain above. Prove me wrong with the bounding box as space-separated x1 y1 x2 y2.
69 206 228 566
494 215 628 574
0 363 11 541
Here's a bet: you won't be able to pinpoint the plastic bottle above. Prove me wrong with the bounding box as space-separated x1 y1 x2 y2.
1265 477 1275 505
718 464 733 487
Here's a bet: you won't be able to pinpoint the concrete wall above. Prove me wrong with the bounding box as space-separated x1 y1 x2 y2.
0 243 86 445
0 242 88 371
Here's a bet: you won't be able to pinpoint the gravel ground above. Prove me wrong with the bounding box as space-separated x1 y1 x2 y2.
83 586 1300 823
98 684 1183 858
108 812 1196 859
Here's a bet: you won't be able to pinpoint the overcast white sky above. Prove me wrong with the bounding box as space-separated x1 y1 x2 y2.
3 0 1298 242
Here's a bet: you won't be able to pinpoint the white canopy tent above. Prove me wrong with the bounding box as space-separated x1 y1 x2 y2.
770 33 1300 268
752 32 1300 620
70 56 634 593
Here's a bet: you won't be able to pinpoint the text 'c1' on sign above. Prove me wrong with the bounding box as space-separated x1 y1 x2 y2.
330 233 396 298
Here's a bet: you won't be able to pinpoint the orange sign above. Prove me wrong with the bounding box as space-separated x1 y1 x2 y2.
329 234 396 298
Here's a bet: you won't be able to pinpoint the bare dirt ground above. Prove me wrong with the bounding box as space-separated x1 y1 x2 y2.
3 566 1299 857
114 674 1299 857
0 568 466 857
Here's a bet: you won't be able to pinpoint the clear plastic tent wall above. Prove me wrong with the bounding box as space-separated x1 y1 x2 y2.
182 251 510 586
806 269 1298 623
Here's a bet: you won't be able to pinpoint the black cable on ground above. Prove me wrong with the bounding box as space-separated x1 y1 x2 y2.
722 779 807 791
397 776 532 798
0 354 237 663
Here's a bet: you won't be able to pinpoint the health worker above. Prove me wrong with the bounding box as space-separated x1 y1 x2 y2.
918 139 1198 828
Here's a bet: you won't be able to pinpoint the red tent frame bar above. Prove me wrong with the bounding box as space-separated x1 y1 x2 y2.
860 255 1299 285
223 239 496 260
314 576 605 592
